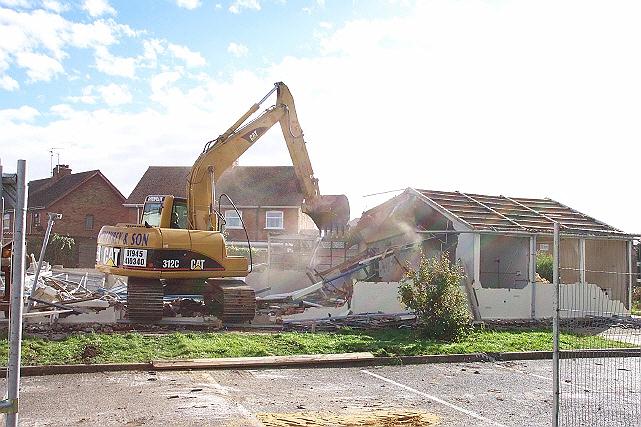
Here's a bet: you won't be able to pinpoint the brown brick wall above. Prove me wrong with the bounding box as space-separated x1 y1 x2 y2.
224 207 300 242
23 174 128 267
126 206 141 224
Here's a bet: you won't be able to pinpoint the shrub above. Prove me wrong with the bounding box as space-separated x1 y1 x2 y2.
632 286 641 315
536 251 553 283
226 245 267 265
398 252 470 340
27 233 76 267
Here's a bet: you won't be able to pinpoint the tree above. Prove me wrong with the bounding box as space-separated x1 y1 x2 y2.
398 252 470 340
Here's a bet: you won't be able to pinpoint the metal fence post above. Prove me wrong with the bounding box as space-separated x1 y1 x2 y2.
26 212 61 312
5 160 27 426
552 222 560 427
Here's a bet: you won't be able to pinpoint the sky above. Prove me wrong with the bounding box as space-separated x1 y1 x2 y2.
0 0 639 233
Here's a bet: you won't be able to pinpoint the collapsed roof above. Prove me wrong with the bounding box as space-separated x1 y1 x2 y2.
353 188 636 241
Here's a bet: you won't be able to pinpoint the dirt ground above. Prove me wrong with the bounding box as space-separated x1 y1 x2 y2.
2 358 638 426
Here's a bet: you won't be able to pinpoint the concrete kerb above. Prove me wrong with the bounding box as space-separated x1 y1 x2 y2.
0 347 638 377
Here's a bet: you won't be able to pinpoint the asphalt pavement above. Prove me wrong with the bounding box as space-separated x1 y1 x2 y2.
2 359 638 426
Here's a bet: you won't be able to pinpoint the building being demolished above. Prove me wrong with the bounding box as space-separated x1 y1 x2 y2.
251 188 639 324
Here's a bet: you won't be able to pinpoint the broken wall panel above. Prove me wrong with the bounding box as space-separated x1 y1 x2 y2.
474 282 628 319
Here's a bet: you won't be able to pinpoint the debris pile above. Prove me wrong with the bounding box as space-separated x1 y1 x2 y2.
28 275 123 316
163 298 208 318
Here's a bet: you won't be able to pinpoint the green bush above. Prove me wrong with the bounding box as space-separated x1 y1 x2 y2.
226 245 267 265
632 286 641 315
536 251 553 282
27 233 76 267
398 252 470 340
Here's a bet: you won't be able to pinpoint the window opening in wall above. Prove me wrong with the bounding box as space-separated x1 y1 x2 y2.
85 214 94 231
265 210 284 229
2 213 9 231
33 212 40 226
224 210 243 229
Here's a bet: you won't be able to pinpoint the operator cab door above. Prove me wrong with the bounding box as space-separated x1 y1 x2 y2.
140 195 188 229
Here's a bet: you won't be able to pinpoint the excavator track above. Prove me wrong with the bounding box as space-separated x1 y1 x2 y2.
127 278 164 322
206 279 256 323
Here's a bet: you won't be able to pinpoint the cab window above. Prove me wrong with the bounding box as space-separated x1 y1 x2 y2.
141 202 162 227
170 201 188 229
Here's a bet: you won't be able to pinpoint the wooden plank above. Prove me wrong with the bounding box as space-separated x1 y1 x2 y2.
152 352 376 370
23 309 73 318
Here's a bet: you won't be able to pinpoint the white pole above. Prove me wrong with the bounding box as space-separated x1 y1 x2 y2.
6 160 27 426
473 233 481 285
627 240 633 311
552 222 560 427
529 235 537 318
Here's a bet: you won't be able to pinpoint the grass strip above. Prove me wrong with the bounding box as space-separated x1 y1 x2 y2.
0 329 631 366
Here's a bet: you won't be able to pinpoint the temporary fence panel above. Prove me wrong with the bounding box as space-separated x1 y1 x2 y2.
553 227 640 426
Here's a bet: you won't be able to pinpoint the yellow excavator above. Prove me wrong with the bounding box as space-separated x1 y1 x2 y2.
96 82 350 322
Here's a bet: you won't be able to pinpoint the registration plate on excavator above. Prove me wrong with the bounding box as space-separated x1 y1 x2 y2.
122 248 147 267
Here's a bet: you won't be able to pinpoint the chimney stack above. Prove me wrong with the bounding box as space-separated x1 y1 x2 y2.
52 164 71 180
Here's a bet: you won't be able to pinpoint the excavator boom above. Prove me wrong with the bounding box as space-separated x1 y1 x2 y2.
186 82 349 233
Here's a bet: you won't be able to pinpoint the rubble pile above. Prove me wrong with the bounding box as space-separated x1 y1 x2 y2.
29 275 123 315
163 298 209 318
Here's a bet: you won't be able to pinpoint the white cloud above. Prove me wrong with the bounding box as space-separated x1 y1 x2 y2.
94 46 136 78
227 42 248 58
41 0 67 13
82 0 116 17
319 21 332 29
67 85 96 104
70 20 120 48
229 0 260 14
0 105 39 122
96 83 132 106
150 70 182 103
175 0 201 9
49 103 74 118
1 0 640 234
141 38 165 66
0 0 31 7
167 43 206 67
0 7 138 83
15 51 63 81
0 74 19 91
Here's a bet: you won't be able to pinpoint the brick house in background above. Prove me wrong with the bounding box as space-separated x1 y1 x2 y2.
124 165 318 246
3 165 130 267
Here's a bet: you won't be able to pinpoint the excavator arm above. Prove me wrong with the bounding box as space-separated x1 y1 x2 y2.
275 83 350 233
186 82 350 233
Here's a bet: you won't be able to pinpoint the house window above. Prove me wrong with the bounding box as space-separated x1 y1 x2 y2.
32 212 40 227
224 210 243 229
2 214 9 231
265 211 284 230
85 214 94 231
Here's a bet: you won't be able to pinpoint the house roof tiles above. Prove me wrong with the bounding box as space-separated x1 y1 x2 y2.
28 170 124 208
125 166 304 207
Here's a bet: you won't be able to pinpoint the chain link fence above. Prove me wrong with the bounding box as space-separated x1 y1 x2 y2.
552 225 641 426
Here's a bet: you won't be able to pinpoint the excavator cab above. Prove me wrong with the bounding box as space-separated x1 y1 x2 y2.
140 195 188 229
